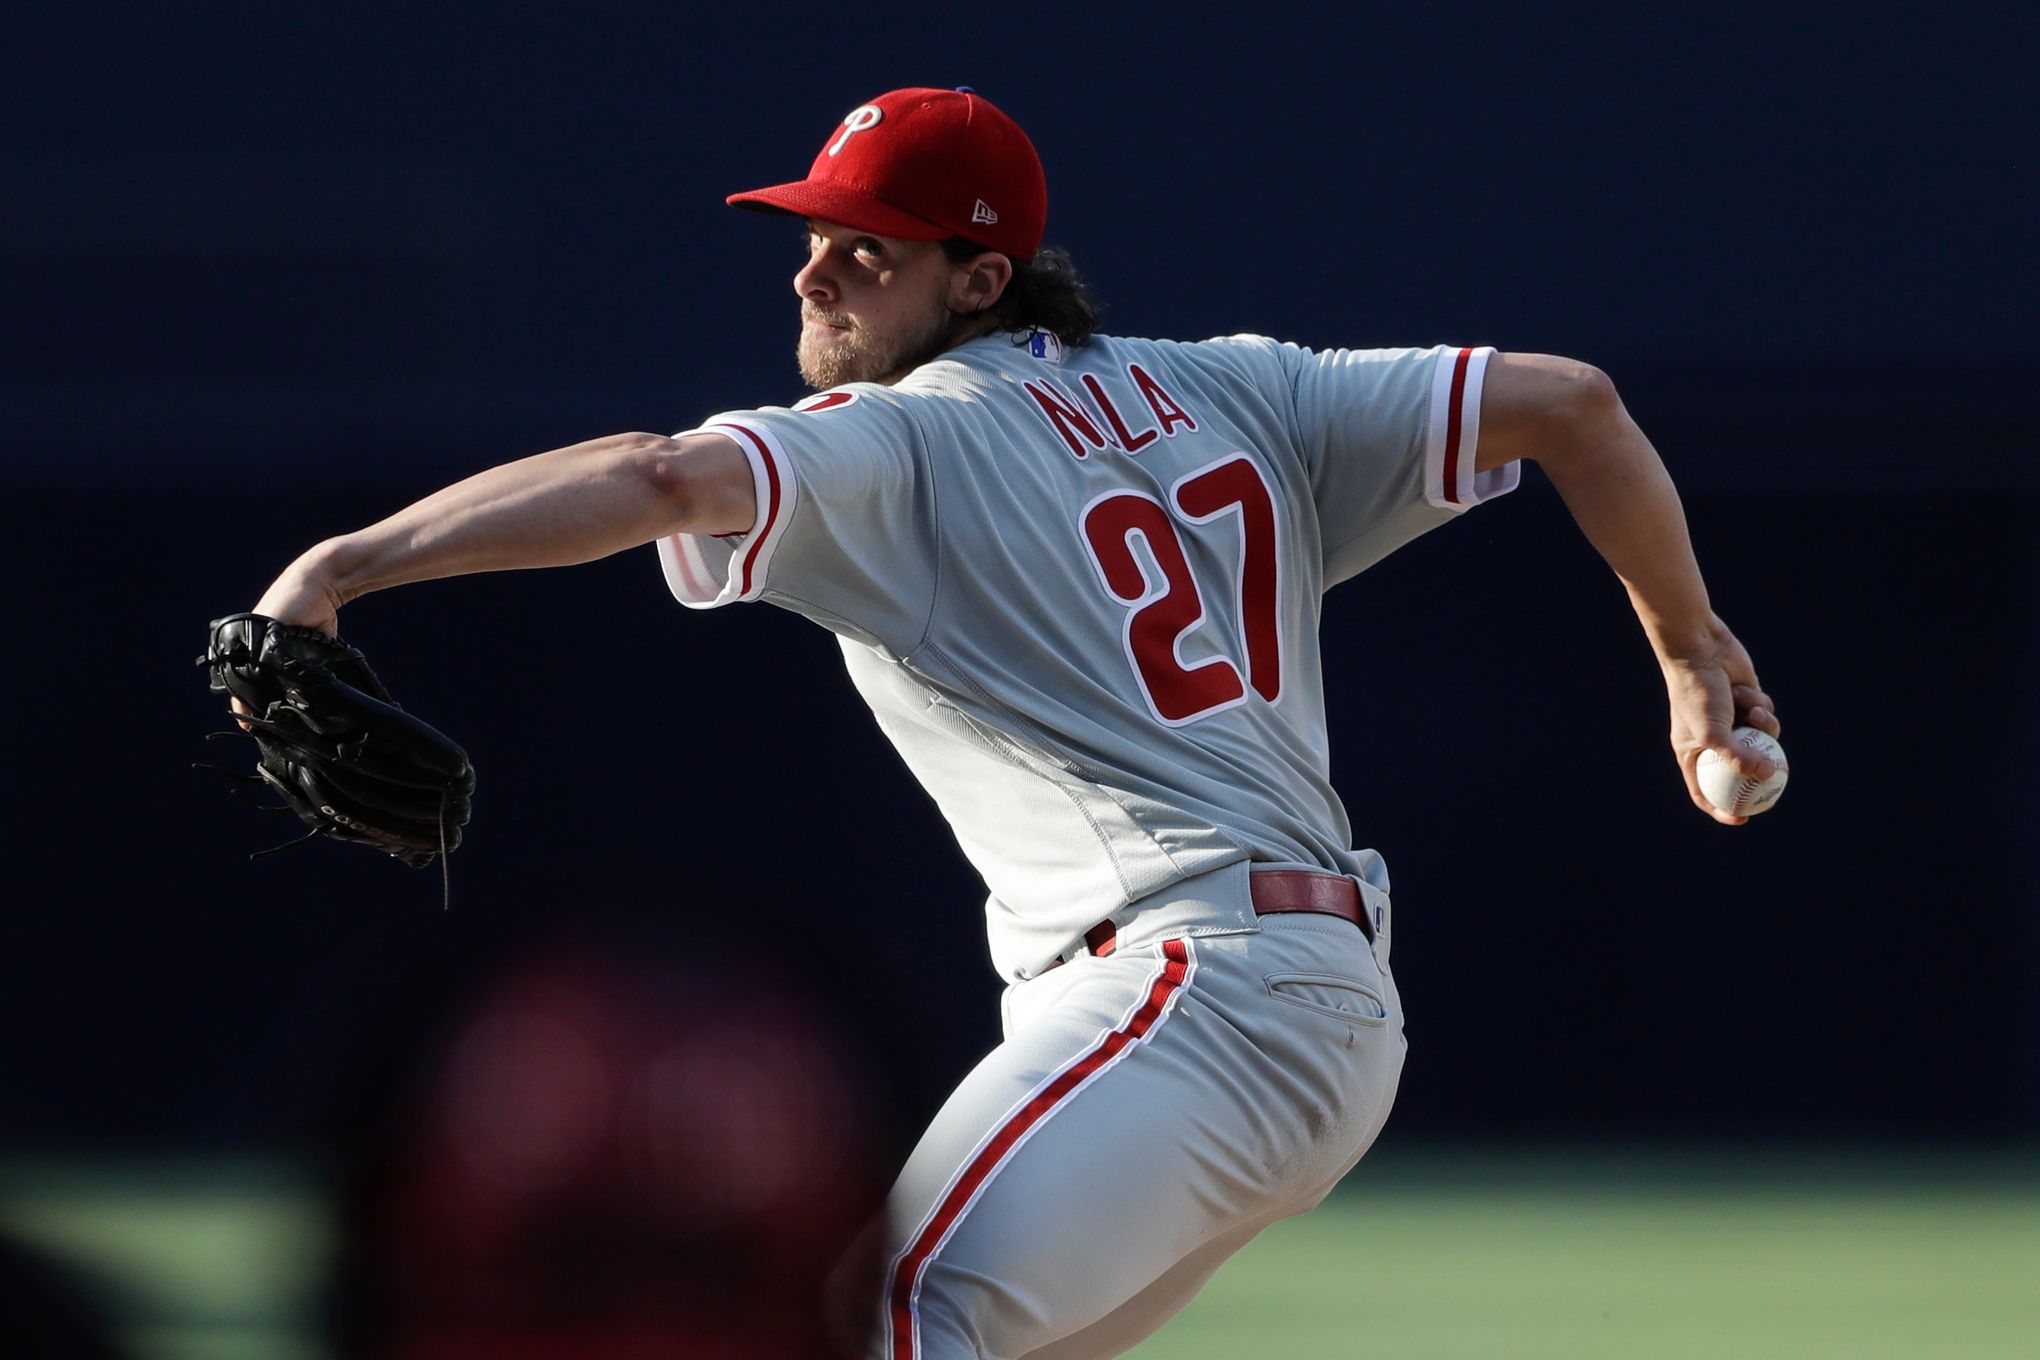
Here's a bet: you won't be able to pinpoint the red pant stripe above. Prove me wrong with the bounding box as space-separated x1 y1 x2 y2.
886 938 1194 1359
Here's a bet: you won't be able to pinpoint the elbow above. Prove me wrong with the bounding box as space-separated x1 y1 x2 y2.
1523 359 1627 470
1551 359 1620 427
628 432 754 537
1484 353 1628 470
625 434 698 524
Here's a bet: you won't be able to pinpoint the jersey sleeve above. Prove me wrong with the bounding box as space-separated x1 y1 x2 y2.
655 386 937 656
1283 342 1519 588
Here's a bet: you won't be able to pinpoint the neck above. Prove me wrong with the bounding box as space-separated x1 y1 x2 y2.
877 312 1004 386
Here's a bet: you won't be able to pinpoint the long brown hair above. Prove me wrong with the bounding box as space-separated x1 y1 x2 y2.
943 239 1101 349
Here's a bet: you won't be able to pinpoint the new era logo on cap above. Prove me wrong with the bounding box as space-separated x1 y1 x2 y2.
726 87 1048 261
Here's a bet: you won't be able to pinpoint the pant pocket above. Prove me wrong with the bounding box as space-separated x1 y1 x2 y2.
1264 972 1389 1026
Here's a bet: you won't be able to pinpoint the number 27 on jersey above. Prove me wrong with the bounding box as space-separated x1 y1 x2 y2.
1080 453 1283 727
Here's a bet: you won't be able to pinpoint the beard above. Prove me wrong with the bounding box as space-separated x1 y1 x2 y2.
797 294 960 390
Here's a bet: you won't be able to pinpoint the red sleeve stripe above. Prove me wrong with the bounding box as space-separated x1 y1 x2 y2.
883 938 1196 1359
1440 346 1473 506
723 422 784 599
665 535 718 598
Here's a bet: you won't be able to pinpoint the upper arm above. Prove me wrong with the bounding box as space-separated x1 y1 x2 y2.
648 431 760 537
653 397 935 649
1473 353 1620 474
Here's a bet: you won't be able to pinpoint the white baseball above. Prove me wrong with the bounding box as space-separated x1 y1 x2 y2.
1696 726 1789 816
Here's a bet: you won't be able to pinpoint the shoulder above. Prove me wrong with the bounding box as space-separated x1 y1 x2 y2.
1084 333 1319 396
720 379 930 438
1083 333 1309 409
887 330 1322 420
688 382 925 491
906 330 1290 382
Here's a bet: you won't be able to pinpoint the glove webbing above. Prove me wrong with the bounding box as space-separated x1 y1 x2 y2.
195 728 457 909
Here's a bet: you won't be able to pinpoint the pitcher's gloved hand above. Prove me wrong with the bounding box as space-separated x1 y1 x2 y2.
199 613 474 867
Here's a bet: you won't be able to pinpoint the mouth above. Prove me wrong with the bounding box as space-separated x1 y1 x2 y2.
802 309 852 332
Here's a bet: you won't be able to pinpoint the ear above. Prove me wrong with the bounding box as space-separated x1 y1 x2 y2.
950 250 1014 316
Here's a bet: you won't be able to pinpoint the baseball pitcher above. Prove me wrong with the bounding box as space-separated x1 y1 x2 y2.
225 87 1782 1358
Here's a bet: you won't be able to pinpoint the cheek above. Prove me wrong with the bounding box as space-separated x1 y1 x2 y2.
861 274 904 313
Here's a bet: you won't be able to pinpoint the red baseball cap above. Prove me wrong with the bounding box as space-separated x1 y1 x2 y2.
727 87 1047 262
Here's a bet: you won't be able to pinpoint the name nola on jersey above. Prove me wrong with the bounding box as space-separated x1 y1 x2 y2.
1020 354 1201 461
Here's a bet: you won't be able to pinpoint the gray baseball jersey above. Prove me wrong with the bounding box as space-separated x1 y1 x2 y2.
661 332 1512 979
661 331 1513 1356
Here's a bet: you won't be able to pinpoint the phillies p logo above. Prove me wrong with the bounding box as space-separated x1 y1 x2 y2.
828 105 883 156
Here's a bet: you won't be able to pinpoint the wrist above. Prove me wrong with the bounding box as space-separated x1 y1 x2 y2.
253 538 359 629
290 536 369 605
1629 590 1725 668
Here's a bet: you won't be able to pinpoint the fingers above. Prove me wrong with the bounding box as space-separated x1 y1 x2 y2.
1720 684 1783 780
1708 733 1780 783
1730 747 1778 782
1662 620 1780 822
1731 683 1781 738
1682 749 1761 824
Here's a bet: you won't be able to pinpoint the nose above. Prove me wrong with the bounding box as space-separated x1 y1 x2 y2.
792 247 837 304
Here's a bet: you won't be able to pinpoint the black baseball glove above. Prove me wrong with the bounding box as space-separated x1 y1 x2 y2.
199 613 475 868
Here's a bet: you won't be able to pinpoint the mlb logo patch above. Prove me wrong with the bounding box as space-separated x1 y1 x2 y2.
1027 330 1063 363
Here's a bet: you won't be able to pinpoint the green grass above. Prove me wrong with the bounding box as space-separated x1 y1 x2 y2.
3 1151 2035 1359
1130 1178 2040 1358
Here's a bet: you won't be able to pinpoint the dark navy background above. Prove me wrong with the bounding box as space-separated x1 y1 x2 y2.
4 2 2034 1158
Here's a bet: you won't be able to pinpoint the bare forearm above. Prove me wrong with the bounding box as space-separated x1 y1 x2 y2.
1480 357 1723 658
1476 353 1779 820
1526 370 1786 811
258 432 751 619
1537 404 1723 661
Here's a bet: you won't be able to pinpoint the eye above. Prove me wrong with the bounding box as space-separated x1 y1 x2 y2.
851 237 886 263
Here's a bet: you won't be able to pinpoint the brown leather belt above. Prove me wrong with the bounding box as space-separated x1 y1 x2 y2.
1065 868 1371 965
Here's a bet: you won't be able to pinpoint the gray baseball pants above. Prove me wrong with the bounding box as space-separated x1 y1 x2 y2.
870 863 1407 1359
